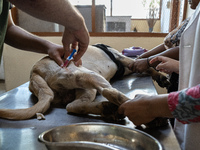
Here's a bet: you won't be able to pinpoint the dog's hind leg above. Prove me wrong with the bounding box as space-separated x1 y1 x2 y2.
0 73 54 120
101 88 129 106
68 70 130 105
66 89 102 114
54 67 129 114
66 88 124 120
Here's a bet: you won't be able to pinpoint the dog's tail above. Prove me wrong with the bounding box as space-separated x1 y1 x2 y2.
0 96 52 120
0 73 54 120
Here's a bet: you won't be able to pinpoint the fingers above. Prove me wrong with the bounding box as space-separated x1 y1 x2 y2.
73 28 89 62
152 56 177 74
71 41 78 50
118 100 147 126
74 59 82 66
62 28 89 63
118 94 155 126
149 56 173 74
149 56 163 64
156 68 171 74
54 55 64 67
47 45 65 67
155 62 169 73
63 41 88 63
62 31 73 59
74 42 88 62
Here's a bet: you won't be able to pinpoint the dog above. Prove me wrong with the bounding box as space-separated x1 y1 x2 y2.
0 44 170 127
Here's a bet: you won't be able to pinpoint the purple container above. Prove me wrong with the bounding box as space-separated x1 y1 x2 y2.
122 47 147 57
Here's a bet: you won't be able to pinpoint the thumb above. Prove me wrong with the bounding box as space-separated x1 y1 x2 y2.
156 62 166 71
149 56 165 64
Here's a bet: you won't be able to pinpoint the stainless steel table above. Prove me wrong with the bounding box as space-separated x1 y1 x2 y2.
0 74 181 150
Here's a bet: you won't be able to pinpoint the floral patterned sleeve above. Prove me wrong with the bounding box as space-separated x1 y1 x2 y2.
168 84 200 124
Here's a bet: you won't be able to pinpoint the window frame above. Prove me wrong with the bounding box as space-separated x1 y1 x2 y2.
11 0 188 37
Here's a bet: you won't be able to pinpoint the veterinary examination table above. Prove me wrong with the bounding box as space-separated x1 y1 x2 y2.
0 74 180 150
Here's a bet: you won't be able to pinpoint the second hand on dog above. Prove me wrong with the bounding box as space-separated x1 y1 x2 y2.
63 49 77 67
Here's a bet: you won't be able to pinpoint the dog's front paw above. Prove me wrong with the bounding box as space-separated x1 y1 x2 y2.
101 101 125 121
153 73 171 88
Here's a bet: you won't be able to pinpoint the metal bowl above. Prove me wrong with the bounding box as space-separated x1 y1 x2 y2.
38 122 162 150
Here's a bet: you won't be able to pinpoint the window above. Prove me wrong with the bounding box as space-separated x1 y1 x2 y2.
107 22 126 32
95 0 160 19
68 0 187 34
12 0 187 36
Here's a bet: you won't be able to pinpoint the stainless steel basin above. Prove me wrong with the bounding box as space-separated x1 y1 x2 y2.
39 122 162 150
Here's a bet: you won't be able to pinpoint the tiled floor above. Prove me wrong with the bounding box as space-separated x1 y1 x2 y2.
0 80 6 95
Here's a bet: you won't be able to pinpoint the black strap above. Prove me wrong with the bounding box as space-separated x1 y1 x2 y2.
92 44 125 81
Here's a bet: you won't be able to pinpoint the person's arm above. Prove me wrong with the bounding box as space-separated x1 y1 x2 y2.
148 46 179 61
118 94 172 126
130 16 186 73
168 84 200 124
146 46 179 69
150 56 179 74
138 43 166 58
128 46 179 73
5 12 64 65
118 84 200 126
9 0 89 62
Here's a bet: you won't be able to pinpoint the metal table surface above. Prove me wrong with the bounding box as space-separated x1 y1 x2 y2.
0 74 180 150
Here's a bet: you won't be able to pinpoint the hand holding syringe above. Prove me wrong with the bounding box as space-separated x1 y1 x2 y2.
62 49 77 67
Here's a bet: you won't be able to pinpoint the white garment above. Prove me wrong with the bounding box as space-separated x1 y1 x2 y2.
0 57 4 80
174 3 200 150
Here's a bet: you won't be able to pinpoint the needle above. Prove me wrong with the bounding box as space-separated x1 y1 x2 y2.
63 49 77 67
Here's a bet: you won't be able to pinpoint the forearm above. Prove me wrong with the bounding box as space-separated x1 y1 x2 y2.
139 44 166 58
168 84 200 124
149 46 179 60
148 46 179 68
9 0 85 30
5 24 53 54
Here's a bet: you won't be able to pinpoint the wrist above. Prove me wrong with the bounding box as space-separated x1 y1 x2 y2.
146 57 151 67
150 94 172 118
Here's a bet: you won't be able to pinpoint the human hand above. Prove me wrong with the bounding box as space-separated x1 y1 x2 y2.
128 58 149 73
47 44 65 66
74 59 82 67
118 94 156 126
118 94 171 126
62 25 89 64
150 56 179 74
